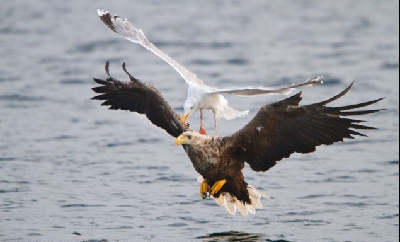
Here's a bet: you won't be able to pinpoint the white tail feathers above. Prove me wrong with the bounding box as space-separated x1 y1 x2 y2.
197 176 269 216
217 106 249 120
215 185 269 216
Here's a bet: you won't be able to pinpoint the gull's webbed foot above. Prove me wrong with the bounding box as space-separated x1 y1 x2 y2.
211 179 226 196
200 180 210 199
199 126 207 135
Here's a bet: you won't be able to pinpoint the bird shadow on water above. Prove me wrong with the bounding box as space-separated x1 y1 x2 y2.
197 231 291 242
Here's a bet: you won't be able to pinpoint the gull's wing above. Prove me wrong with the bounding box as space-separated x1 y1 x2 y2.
97 10 204 85
92 62 185 138
223 82 384 172
208 76 323 96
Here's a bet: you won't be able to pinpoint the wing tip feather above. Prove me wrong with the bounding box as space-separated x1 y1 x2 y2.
97 9 104 16
319 81 355 106
105 61 111 77
122 62 130 76
93 78 106 85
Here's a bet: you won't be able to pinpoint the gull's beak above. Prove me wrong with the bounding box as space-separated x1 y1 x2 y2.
175 135 188 146
180 112 191 124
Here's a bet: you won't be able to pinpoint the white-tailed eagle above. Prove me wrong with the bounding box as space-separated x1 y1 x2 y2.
92 62 383 216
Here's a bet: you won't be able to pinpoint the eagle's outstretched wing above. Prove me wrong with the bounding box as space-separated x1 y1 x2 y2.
224 82 384 172
97 10 203 85
92 62 185 138
208 76 323 96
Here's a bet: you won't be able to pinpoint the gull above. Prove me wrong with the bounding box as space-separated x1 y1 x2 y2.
97 10 323 135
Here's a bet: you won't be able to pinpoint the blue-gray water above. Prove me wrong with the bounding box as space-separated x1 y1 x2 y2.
0 0 399 241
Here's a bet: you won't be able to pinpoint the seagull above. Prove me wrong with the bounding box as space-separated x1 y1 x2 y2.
97 10 323 135
92 62 383 216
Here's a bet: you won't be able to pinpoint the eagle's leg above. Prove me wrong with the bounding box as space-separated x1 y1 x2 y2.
200 179 210 199
199 109 207 135
211 179 226 196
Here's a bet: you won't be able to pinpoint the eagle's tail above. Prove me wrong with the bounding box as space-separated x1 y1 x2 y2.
214 185 269 216
198 176 269 216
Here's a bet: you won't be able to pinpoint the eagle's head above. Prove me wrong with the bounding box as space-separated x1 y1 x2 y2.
175 131 208 146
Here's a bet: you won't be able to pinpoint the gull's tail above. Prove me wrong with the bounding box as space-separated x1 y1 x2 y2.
218 106 249 120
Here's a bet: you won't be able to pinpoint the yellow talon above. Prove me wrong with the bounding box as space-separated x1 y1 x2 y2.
200 180 210 199
211 179 226 196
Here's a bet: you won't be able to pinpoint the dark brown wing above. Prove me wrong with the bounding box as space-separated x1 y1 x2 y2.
224 82 384 172
92 62 185 138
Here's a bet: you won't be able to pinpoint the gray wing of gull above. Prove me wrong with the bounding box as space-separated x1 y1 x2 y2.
208 76 323 96
97 9 204 85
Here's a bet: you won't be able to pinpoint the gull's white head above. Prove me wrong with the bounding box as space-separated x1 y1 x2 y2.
181 97 200 124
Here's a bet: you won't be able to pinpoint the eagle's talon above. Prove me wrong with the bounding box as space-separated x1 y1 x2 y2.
200 180 210 199
211 179 226 196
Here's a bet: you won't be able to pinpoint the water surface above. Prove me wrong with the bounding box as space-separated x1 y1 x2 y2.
0 0 399 241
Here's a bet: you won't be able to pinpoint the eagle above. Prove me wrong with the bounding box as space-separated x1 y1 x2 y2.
97 9 323 135
92 62 383 216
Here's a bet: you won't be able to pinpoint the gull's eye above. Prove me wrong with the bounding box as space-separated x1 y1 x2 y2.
187 135 192 140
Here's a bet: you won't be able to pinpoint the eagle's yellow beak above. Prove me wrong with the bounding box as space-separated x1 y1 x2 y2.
175 135 188 146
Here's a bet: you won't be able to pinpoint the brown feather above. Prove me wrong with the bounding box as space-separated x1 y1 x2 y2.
91 63 185 138
224 83 383 172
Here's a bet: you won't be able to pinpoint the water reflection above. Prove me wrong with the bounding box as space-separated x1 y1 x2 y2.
198 231 292 242
198 231 263 242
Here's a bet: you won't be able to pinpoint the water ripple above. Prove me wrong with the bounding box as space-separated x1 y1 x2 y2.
377 214 399 220
82 240 108 242
324 202 369 208
0 180 29 184
60 204 106 208
0 158 16 162
0 76 20 82
60 78 86 85
0 94 46 102
106 142 134 148
385 160 399 165
226 58 249 65
381 61 399 70
0 188 27 193
299 194 332 199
